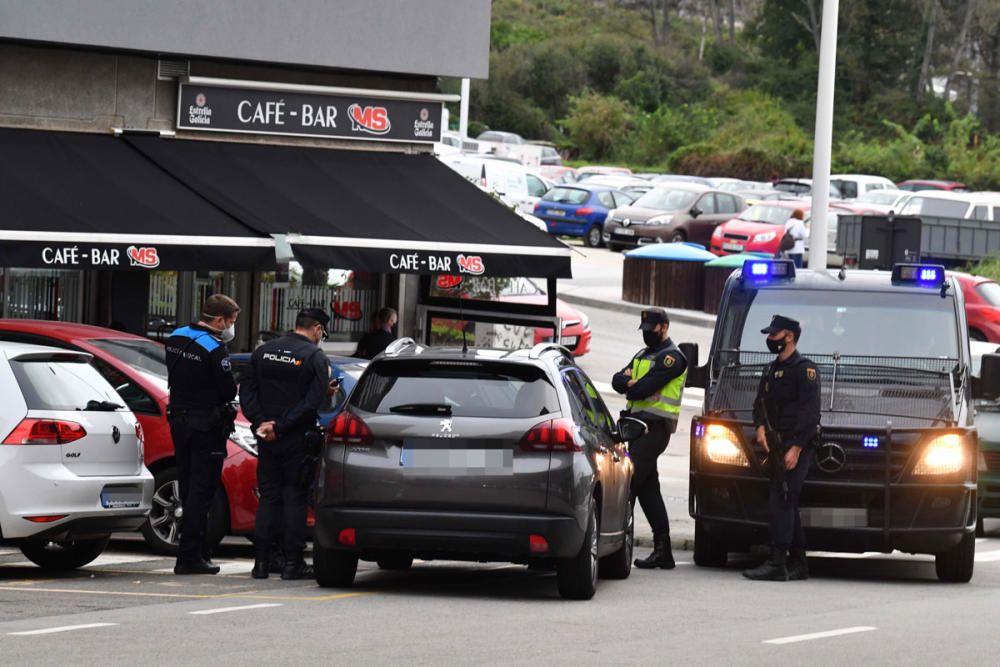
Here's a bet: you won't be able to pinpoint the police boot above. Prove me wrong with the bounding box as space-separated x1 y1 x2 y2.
742 548 788 581
634 533 675 570
174 556 221 576
251 549 270 579
281 558 314 581
269 551 286 575
787 549 809 581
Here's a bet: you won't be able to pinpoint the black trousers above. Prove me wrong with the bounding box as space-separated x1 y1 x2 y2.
628 417 672 537
768 446 815 550
170 416 226 564
254 434 310 562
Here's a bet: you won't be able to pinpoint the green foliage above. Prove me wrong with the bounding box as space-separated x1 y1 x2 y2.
560 91 632 162
966 257 1000 284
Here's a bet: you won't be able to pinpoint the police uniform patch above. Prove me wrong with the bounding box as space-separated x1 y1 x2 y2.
221 358 232 372
806 367 817 381
664 355 675 368
774 370 784 378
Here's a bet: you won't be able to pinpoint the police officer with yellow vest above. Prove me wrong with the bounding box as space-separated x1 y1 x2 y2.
612 308 687 569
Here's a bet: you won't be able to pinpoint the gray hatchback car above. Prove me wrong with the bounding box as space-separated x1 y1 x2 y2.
313 340 643 599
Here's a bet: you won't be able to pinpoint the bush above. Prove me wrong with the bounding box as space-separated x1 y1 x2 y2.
561 92 632 162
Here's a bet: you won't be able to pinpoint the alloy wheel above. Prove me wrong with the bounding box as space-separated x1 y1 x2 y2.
149 479 182 546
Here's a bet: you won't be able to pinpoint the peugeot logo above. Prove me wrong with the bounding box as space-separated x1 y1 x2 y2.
111 426 121 444
816 442 847 474
622 218 631 227
439 419 453 433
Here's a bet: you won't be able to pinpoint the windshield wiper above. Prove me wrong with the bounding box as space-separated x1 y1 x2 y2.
80 400 124 412
389 403 452 416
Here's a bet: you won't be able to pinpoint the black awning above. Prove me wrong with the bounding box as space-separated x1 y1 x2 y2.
0 128 275 270
125 136 573 278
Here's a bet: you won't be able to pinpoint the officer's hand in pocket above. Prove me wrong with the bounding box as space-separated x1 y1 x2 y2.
755 425 768 453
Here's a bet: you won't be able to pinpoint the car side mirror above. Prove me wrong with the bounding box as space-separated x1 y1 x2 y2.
616 416 648 443
976 354 1000 400
690 207 702 218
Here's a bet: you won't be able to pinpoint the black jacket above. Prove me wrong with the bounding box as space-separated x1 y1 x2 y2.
354 329 395 360
239 332 329 437
753 350 821 448
165 323 236 410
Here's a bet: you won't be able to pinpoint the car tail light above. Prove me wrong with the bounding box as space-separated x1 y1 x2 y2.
529 534 550 553
134 422 144 446
24 515 68 523
327 412 373 446
520 418 582 452
533 202 541 212
575 207 594 216
3 419 86 445
338 528 357 547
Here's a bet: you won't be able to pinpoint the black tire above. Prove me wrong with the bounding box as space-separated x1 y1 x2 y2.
608 243 623 253
976 516 985 538
970 328 988 342
599 501 633 580
19 536 110 570
377 555 414 571
669 230 687 243
140 466 227 556
314 546 359 588
693 520 728 567
584 225 603 248
935 531 975 583
557 497 599 600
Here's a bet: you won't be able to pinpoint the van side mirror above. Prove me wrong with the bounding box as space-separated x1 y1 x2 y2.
678 342 707 389
615 416 648 443
977 354 1000 400
678 342 699 367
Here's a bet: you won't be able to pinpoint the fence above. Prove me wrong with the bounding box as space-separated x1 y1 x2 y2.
1 269 85 321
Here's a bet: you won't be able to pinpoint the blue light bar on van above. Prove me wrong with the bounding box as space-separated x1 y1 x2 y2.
862 436 880 449
891 263 945 288
741 259 795 283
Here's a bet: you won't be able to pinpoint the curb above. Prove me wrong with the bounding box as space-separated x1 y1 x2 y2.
559 293 716 330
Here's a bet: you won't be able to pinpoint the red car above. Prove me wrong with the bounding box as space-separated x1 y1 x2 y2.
950 272 1000 342
0 320 259 555
710 201 808 256
897 179 968 192
501 295 592 356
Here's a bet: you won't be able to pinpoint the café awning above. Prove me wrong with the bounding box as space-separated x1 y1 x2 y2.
0 128 275 270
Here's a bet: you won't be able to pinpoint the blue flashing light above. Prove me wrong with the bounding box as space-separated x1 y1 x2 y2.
892 263 946 289
750 262 769 276
862 436 880 449
741 259 795 283
694 423 706 438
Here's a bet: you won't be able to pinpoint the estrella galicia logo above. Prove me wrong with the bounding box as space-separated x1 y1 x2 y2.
195 93 207 107
126 246 160 269
347 104 391 135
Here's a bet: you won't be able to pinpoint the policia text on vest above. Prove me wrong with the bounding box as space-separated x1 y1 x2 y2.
612 308 688 570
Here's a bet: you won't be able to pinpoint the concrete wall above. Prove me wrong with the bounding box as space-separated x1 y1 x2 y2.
0 0 491 79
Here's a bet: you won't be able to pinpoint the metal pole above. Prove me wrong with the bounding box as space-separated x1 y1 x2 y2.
808 0 840 272
459 78 470 139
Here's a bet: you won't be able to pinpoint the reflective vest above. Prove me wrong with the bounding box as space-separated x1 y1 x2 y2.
626 347 687 422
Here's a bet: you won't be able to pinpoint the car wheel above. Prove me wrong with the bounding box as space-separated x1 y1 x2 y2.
314 546 358 588
976 515 985 538
935 531 975 583
377 555 414 571
19 536 110 570
608 243 623 253
584 225 603 248
970 328 987 342
599 500 633 580
693 520 728 567
140 466 227 556
669 230 686 243
557 497 599 600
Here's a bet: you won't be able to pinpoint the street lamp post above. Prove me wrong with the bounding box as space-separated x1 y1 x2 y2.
808 0 840 272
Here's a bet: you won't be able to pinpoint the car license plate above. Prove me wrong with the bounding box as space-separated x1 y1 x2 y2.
799 507 868 528
100 485 142 509
547 209 566 216
616 228 635 237
560 336 578 346
722 242 744 252
400 442 512 473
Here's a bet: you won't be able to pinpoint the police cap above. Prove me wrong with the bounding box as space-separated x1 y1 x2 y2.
639 307 670 331
760 314 800 335
298 308 331 331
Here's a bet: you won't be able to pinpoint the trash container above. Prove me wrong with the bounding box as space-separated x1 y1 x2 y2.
702 253 770 314
621 243 717 311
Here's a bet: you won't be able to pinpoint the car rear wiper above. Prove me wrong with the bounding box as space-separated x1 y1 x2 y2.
80 399 125 411
389 403 453 416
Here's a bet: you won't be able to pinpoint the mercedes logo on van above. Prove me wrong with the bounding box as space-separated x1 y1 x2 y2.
816 442 847 474
111 426 121 444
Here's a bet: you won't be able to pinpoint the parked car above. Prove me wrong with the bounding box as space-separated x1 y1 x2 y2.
829 174 897 200
650 174 714 187
0 321 255 555
532 183 633 248
854 188 909 213
950 272 1000 343
527 141 562 166
603 184 745 250
0 341 154 569
897 179 968 192
539 165 578 184
311 340 641 599
709 200 805 256
898 190 1000 221
772 178 844 199
476 130 525 144
582 174 655 199
575 165 633 180
439 154 551 213
802 203 880 268
716 180 775 193
496 278 592 357
971 339 1000 536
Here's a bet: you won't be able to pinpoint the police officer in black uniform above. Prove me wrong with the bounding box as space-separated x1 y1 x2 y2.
612 308 688 570
165 294 241 575
240 308 331 580
744 315 821 581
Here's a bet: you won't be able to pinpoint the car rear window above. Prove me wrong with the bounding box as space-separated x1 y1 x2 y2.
542 187 590 205
351 360 560 418
11 356 124 411
977 282 1000 307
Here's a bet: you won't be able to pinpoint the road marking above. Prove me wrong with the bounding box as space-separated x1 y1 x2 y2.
974 549 1000 563
227 592 375 602
151 560 250 576
189 602 283 615
8 622 118 636
763 626 877 645
88 553 164 567
0 585 216 599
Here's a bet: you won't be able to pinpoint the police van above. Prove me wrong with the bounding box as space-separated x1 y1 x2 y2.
687 259 983 582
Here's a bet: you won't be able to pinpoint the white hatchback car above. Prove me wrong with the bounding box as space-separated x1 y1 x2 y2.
0 342 153 569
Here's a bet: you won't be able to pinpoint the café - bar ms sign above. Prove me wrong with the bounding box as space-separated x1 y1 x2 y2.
177 77 451 144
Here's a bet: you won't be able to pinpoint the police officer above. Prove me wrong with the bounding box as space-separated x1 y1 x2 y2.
744 315 821 582
165 294 241 575
240 308 331 580
612 308 687 570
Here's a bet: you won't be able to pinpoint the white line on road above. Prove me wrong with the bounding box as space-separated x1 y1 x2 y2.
974 549 1000 563
188 603 283 616
153 560 250 576
9 623 118 636
763 626 877 645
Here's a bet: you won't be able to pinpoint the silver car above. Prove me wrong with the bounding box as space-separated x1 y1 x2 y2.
313 341 643 600
0 342 153 569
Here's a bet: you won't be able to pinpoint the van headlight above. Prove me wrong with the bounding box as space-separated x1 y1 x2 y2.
230 424 259 456
703 424 750 467
914 434 965 475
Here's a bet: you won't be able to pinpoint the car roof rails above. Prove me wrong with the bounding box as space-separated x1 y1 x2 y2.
382 337 422 357
527 342 574 362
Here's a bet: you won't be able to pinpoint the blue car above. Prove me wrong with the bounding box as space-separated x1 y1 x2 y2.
229 353 368 428
532 183 634 248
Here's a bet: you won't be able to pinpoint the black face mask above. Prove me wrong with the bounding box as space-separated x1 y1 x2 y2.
766 337 787 354
643 330 662 347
